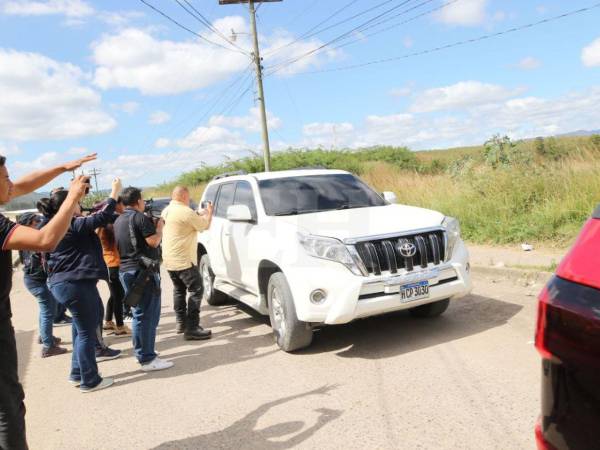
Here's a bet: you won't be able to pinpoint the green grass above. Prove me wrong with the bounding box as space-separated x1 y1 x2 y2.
147 135 600 247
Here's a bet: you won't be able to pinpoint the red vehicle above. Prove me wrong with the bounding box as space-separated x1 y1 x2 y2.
534 206 600 450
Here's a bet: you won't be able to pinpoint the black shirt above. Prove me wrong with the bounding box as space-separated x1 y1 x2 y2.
114 209 159 272
0 214 18 321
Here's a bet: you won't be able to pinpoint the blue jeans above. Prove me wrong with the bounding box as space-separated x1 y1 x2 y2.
49 280 102 389
120 270 161 364
23 275 56 348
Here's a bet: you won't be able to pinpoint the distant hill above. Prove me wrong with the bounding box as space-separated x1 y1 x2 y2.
0 192 45 212
557 129 600 137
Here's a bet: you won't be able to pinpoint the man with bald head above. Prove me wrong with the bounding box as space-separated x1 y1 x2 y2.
161 186 213 340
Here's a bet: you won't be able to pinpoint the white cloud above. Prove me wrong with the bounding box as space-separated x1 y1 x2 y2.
582 37 600 67
92 26 250 96
154 138 170 148
112 101 139 114
0 142 21 156
0 0 93 17
176 125 246 150
0 49 116 141
208 107 282 133
516 56 542 70
13 151 59 171
262 30 341 76
302 86 600 150
409 81 525 113
402 37 414 49
302 122 355 148
149 111 171 125
91 17 340 95
435 0 488 26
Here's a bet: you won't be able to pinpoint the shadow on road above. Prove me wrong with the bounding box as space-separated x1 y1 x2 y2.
300 294 523 359
113 294 522 385
111 303 276 388
152 385 342 450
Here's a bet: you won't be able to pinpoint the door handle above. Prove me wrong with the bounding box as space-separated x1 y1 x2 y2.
224 232 231 236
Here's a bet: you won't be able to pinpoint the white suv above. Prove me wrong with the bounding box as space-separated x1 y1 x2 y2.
197 169 472 352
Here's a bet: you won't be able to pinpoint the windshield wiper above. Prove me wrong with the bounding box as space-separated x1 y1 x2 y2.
273 208 322 216
335 204 367 210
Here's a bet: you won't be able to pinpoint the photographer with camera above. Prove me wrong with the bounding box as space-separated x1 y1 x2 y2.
0 153 95 449
161 186 213 340
42 177 123 393
114 187 174 372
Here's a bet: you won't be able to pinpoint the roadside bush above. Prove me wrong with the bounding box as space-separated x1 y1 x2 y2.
534 137 568 161
483 135 531 168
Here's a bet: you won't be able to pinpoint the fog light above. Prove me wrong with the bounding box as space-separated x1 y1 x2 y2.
310 289 327 304
466 263 471 273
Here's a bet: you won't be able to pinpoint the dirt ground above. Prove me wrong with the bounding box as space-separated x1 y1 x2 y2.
10 264 545 450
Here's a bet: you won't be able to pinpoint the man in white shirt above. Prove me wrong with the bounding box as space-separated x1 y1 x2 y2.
161 186 213 340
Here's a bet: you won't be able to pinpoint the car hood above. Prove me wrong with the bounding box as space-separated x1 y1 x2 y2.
275 204 445 242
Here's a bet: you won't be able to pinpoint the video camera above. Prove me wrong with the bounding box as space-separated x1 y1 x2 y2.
143 198 162 220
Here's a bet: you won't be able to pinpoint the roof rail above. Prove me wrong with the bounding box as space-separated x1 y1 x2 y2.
292 165 329 170
212 170 248 180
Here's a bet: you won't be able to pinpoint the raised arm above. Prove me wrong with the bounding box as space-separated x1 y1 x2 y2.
5 176 90 252
74 178 122 232
12 154 97 198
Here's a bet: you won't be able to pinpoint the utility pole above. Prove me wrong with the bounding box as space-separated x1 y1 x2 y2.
87 168 101 193
219 0 281 171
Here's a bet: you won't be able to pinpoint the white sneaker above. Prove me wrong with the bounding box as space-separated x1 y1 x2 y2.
140 357 174 372
80 377 114 393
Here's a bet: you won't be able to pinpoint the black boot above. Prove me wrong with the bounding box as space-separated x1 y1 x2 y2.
175 320 186 334
184 324 212 341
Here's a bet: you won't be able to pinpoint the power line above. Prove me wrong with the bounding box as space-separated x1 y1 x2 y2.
174 0 250 54
139 0 248 54
266 0 425 75
331 0 460 52
294 2 600 75
264 0 364 57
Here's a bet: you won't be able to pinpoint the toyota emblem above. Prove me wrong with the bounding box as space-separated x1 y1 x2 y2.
398 241 417 258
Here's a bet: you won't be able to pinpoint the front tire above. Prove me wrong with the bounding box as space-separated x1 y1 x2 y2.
409 298 450 318
199 254 228 306
267 272 313 352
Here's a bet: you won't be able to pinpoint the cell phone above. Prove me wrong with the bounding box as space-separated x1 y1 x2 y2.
82 176 91 195
200 200 212 209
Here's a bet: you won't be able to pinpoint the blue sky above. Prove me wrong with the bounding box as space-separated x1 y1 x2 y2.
0 0 599 189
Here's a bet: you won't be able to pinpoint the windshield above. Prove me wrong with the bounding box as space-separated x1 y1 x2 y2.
258 174 387 216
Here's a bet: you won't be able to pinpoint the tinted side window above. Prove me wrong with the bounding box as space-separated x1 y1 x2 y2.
215 183 235 218
234 181 257 220
203 184 219 204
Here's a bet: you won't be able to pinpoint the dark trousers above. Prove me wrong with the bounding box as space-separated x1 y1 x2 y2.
0 318 28 450
168 266 203 329
50 280 103 388
105 267 124 327
119 271 161 364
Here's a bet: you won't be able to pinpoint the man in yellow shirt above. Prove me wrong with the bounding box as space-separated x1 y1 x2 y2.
161 186 213 340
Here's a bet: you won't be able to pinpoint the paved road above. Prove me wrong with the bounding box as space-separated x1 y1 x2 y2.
10 268 542 450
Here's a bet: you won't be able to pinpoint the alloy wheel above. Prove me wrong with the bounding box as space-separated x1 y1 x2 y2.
271 286 286 339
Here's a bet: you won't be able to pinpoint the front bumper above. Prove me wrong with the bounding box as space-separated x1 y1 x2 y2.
284 241 472 325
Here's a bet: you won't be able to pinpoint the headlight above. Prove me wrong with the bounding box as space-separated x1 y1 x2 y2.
442 216 461 261
298 233 362 275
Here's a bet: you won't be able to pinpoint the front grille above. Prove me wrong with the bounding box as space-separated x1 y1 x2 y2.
354 230 446 276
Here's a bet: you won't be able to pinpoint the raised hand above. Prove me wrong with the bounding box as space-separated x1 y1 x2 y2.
63 153 98 172
110 177 122 199
67 175 91 201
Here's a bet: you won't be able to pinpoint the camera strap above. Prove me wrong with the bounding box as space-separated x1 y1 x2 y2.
128 212 141 257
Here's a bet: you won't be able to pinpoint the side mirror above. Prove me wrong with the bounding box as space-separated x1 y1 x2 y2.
226 204 253 222
382 191 397 204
